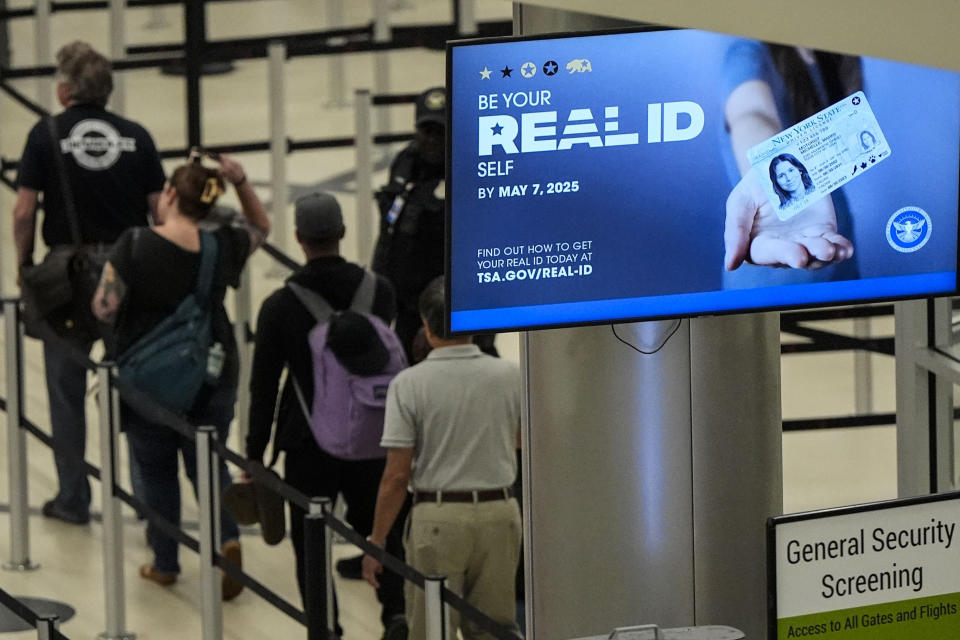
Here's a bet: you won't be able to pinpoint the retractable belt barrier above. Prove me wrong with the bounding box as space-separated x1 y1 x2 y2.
0 298 523 640
0 0 243 21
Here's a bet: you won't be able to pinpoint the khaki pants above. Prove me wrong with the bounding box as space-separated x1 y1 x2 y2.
404 498 522 640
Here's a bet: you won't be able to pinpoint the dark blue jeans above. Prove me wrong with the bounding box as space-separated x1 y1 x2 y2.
43 338 94 519
125 385 240 574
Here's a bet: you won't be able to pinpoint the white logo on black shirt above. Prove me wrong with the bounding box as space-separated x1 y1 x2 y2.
59 119 137 170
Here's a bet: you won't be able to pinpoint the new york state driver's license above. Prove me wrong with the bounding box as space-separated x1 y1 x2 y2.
747 91 892 221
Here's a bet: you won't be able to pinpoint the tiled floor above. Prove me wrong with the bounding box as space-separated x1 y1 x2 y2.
0 1 915 638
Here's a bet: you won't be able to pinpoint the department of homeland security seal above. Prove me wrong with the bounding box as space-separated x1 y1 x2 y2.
886 206 931 253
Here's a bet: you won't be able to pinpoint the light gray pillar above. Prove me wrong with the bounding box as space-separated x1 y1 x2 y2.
3 299 38 572
516 7 782 640
197 425 223 640
109 0 126 115
353 89 375 264
894 299 956 496
268 41 290 268
424 576 448 640
34 0 52 111
96 363 135 640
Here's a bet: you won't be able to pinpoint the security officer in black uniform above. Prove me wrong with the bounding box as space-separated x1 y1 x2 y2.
372 87 447 360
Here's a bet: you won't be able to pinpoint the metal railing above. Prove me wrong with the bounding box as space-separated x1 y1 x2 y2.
1 298 523 640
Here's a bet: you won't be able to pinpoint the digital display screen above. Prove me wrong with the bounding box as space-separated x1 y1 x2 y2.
446 28 960 333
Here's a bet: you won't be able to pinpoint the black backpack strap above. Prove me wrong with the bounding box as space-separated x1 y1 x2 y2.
195 231 219 308
349 270 377 315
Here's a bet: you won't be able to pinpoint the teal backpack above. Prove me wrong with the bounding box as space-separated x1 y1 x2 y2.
117 231 220 414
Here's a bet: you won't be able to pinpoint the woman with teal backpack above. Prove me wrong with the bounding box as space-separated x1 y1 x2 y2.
92 151 269 598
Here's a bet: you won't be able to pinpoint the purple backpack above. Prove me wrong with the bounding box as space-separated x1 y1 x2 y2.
287 272 407 460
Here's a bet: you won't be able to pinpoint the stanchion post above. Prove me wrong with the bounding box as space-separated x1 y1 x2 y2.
108 0 126 114
424 575 448 640
96 362 135 640
3 299 38 572
373 0 391 43
325 0 347 107
36 614 58 640
456 0 477 35
267 41 291 271
196 425 223 640
34 0 52 111
853 316 873 414
353 89 375 264
372 0 392 142
233 267 253 447
184 0 206 148
304 497 333 640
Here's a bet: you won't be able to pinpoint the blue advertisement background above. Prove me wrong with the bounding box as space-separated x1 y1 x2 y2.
448 29 960 332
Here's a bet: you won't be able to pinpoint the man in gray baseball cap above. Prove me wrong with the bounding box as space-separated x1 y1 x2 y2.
248 190 406 640
295 191 345 243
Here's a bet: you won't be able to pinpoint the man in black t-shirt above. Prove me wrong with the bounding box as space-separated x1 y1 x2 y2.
11 41 166 525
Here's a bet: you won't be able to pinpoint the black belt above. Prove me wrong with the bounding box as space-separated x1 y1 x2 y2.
413 487 513 504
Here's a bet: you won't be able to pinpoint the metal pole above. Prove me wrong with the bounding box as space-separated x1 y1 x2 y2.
3 299 37 572
96 363 135 640
372 0 392 143
424 575 448 640
853 317 873 414
325 0 347 107
34 0 52 111
353 89 374 264
267 41 290 271
108 0 126 115
184 0 206 148
36 615 58 640
373 54 391 145
304 497 333 640
931 298 955 492
0 0 10 69
196 425 223 640
373 0 391 43
233 267 253 447
457 0 477 35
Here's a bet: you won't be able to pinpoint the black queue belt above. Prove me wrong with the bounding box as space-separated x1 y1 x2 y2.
0 375 105 487
0 586 72 639
0 0 249 20
1 317 311 626
0 78 49 117
0 586 39 627
259 241 302 273
116 482 308 626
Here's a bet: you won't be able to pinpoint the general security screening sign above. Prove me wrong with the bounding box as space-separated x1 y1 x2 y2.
768 492 960 640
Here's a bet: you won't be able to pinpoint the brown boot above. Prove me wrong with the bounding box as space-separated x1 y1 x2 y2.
221 540 244 601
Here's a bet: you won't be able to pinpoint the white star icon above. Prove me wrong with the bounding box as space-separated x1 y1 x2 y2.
520 62 536 78
480 67 492 80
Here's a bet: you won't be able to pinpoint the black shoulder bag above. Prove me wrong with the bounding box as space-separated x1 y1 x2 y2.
20 116 103 342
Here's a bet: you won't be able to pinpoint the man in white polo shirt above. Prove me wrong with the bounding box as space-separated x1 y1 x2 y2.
362 276 522 640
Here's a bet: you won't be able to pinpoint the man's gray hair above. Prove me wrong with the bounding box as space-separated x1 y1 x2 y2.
418 276 447 339
55 41 113 107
